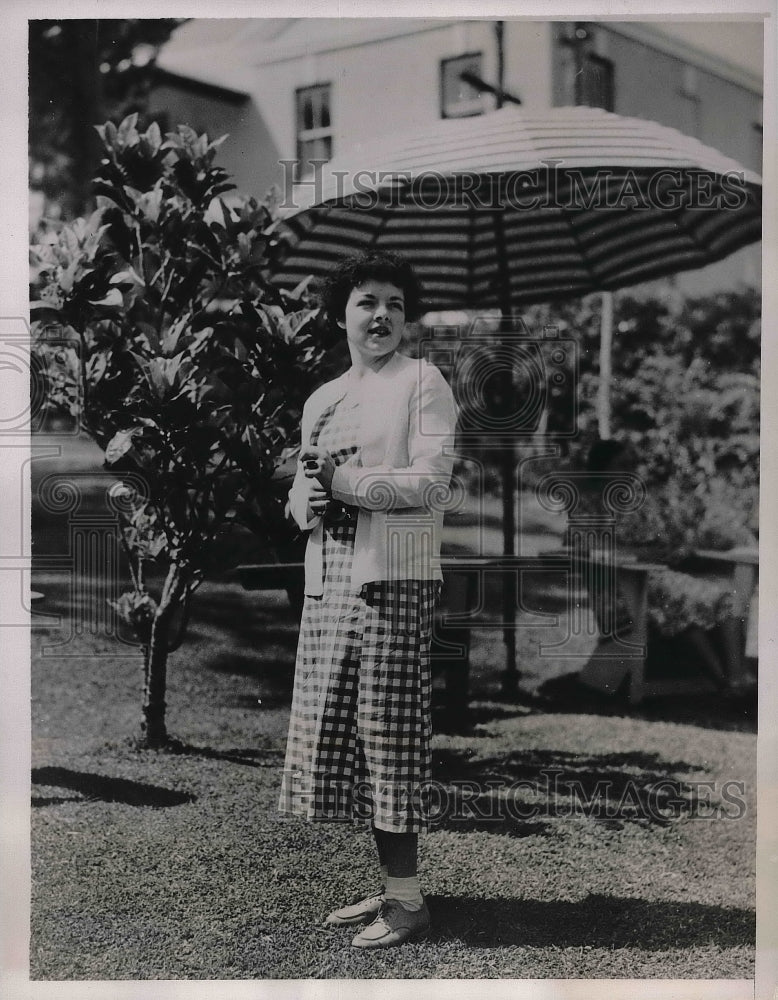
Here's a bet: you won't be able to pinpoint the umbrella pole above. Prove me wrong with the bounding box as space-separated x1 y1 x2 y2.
500 433 518 697
493 205 519 697
597 291 614 440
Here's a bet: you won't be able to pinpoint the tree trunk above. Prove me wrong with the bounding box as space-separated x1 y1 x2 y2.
71 21 103 217
140 563 185 748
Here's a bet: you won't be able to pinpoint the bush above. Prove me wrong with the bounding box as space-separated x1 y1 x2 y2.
30 115 330 746
531 288 760 546
418 288 759 529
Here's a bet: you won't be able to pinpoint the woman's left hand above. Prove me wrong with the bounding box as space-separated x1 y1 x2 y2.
300 446 336 491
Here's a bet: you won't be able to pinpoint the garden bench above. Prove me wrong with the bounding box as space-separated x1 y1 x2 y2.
238 546 758 713
567 551 679 705
567 546 758 704
685 546 758 685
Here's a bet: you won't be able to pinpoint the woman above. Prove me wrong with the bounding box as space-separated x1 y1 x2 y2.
278 251 458 949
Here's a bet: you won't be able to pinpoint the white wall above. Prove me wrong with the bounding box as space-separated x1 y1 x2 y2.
247 21 506 192
163 19 558 198
147 83 284 202
503 20 554 108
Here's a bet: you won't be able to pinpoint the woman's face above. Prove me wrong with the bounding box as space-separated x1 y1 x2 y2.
339 279 406 365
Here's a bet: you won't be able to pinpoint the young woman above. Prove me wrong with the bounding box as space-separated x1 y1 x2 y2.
278 251 458 948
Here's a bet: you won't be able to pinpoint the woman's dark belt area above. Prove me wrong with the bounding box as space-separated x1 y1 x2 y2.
323 500 359 525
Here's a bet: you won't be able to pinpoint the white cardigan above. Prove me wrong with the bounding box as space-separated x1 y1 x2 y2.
288 352 458 596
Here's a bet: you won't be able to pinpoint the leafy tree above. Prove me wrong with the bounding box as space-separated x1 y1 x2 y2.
521 288 761 546
29 18 186 219
31 115 330 747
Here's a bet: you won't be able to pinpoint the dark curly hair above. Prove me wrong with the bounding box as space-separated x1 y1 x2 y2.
318 251 425 327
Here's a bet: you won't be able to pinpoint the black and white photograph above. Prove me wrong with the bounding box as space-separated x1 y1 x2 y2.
1 1 776 997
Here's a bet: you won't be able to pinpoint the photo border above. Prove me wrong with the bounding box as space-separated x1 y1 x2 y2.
3 3 775 999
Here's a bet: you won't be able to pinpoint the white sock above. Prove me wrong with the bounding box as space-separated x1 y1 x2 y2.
384 875 423 911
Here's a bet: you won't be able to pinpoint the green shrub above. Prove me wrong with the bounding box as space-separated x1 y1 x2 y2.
30 115 329 746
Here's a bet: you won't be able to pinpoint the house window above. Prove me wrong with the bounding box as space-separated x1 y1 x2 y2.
441 53 485 118
579 52 614 111
295 84 332 181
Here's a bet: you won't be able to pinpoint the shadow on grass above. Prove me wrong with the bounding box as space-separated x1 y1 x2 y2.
430 747 709 829
432 700 540 735
165 741 284 768
31 766 196 808
199 650 296 708
536 672 757 735
425 893 754 950
199 643 296 676
190 585 299 632
31 795 84 807
431 815 552 838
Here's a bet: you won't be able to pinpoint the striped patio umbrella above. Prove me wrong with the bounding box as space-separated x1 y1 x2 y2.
273 105 762 693
274 105 762 309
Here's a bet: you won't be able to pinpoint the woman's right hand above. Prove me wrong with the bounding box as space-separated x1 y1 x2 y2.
308 484 332 519
300 446 336 491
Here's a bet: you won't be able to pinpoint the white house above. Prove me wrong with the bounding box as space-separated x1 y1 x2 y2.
149 18 763 294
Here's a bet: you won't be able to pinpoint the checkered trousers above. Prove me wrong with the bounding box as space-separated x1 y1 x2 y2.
278 396 439 833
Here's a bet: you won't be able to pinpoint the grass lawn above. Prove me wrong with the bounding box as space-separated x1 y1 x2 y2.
30 574 756 981
29 433 756 980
